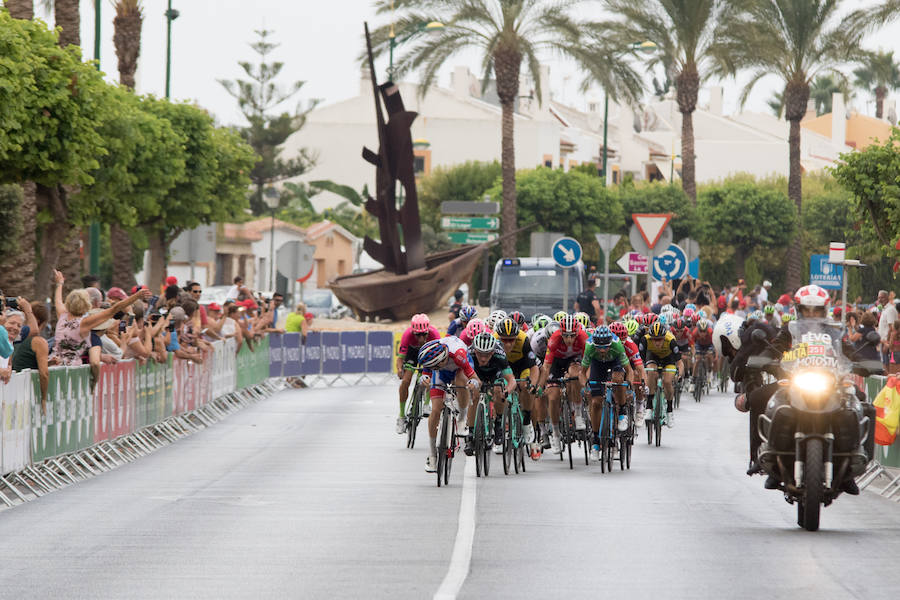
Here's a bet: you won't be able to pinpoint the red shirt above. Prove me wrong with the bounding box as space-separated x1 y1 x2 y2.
544 329 588 362
691 328 714 346
620 336 643 367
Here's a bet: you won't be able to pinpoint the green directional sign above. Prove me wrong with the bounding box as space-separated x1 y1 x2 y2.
447 232 498 244
440 216 500 230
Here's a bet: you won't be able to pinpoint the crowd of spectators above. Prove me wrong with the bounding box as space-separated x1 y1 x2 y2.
0 271 315 408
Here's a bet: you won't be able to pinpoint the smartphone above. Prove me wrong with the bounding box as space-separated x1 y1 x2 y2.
119 320 127 333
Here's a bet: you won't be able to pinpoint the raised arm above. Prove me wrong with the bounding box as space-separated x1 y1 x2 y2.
53 270 66 318
81 289 151 335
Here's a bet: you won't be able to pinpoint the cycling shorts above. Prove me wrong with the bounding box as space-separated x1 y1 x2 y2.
403 346 421 366
695 344 715 355
430 357 474 397
588 361 625 397
509 357 532 379
677 343 691 355
645 353 679 369
548 355 580 381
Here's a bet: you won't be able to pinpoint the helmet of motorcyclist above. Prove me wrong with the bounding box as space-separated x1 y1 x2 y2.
794 284 829 318
712 313 743 357
472 332 498 354
418 340 448 368
410 313 430 334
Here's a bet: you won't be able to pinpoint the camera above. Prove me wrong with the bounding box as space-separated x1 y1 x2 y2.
3 297 18 310
166 322 176 332
149 314 161 324
113 311 125 321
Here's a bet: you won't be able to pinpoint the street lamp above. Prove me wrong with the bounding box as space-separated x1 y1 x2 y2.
387 19 444 80
263 187 280 292
164 0 180 99
601 41 657 186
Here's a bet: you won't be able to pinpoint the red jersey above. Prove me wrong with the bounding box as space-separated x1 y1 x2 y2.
544 329 588 362
620 336 643 368
672 326 692 345
691 327 714 346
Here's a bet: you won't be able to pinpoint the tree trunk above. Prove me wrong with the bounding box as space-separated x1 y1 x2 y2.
34 184 71 300
783 79 809 293
0 182 36 298
875 86 886 120
5 0 33 19
113 1 143 90
147 228 166 292
54 0 80 47
675 66 700 204
58 228 83 287
493 44 522 258
111 224 138 289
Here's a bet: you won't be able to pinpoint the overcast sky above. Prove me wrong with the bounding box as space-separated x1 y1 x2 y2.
57 0 900 128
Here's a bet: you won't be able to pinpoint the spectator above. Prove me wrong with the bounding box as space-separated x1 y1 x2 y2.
185 281 209 328
146 312 170 363
285 302 309 341
121 303 152 362
759 280 772 304
179 299 212 354
86 287 103 309
225 276 251 301
107 287 128 302
81 274 101 290
574 278 601 324
88 310 123 361
51 270 150 366
854 312 882 364
202 303 224 341
448 289 464 321
877 291 898 364
10 301 49 413
221 304 245 351
166 306 203 364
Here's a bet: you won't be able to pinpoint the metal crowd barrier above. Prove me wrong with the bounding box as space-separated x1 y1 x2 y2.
267 331 396 387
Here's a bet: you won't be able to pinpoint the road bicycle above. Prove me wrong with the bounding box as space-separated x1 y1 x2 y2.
646 365 673 447
474 381 503 478
547 376 584 470
435 384 467 488
693 351 711 404
403 364 427 449
593 380 634 473
502 380 532 475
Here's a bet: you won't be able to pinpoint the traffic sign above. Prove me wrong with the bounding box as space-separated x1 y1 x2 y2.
616 252 648 274
440 201 500 215
652 243 688 281
447 232 498 244
594 233 621 255
629 223 672 256
551 237 582 268
276 241 316 282
810 254 843 289
828 242 846 264
677 237 700 262
440 216 499 230
632 213 672 249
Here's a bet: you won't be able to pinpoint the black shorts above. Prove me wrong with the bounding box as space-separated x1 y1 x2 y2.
549 356 579 381
645 353 679 369
509 357 534 379
677 343 691 356
403 346 421 366
588 361 625 397
695 344 714 355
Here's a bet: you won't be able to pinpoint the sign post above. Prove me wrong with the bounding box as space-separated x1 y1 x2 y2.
826 242 863 329
552 237 582 312
594 233 620 306
631 214 672 294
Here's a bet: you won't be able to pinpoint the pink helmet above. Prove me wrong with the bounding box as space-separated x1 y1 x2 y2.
794 285 829 307
464 318 486 338
411 313 430 333
682 307 695 321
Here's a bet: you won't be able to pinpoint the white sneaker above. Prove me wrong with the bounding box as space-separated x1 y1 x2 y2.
634 407 645 425
617 414 628 432
422 402 431 417
493 442 503 454
550 433 562 454
574 414 586 431
590 444 600 461
396 417 407 434
524 423 535 444
666 411 674 428
425 455 437 472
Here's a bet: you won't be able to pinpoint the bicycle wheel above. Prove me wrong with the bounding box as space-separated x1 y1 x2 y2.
562 398 574 470
482 407 492 477
407 384 422 449
474 404 484 478
502 409 512 475
654 399 663 447
674 377 681 410
436 408 449 487
599 403 610 474
445 415 456 486
604 411 614 473
513 409 526 473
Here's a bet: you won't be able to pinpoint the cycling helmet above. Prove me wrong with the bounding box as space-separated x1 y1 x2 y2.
495 317 520 338
553 310 568 323
545 321 561 337
560 314 578 334
509 311 527 329
794 284 829 307
685 303 697 312
697 318 711 332
485 310 506 332
410 313 430 334
573 312 591 329
472 332 498 354
763 304 775 314
747 310 764 322
658 314 669 326
418 340 448 368
609 321 627 339
781 312 793 324
592 326 614 347
648 321 667 338
464 318 486 338
624 319 639 336
460 305 477 322
660 304 676 317
673 317 685 330
682 307 695 320
697 309 707 320
532 314 551 331
645 313 659 325
712 314 742 356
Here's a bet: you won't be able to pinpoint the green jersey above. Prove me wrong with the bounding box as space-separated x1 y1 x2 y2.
581 340 629 368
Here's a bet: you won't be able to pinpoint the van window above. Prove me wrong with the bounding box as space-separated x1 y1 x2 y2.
495 266 579 295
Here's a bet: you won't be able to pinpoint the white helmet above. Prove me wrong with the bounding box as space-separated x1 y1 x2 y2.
713 313 743 356
485 310 507 332
794 285 829 307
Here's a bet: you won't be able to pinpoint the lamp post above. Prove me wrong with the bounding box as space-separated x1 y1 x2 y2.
387 18 444 80
601 41 657 186
164 0 180 99
88 0 102 276
263 187 280 292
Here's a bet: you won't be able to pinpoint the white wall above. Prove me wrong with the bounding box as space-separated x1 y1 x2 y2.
250 226 309 291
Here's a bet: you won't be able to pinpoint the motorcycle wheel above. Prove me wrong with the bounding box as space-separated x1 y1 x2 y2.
799 438 824 532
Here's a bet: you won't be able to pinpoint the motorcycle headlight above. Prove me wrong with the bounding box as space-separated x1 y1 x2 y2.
791 370 835 405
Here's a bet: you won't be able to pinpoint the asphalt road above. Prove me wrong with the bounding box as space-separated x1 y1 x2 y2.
0 383 899 599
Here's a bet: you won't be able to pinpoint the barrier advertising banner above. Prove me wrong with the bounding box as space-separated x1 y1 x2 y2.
2 371 31 473
269 333 284 378
340 331 367 374
321 332 341 375
366 332 393 374
282 333 302 377
301 331 321 376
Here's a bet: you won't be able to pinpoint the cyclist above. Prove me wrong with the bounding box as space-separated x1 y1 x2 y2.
460 317 486 346
763 303 779 328
691 318 716 385
573 312 592 331
528 319 559 455
494 317 539 456
538 314 587 454
508 310 529 333
395 314 440 434
418 338 481 473
610 321 645 423
639 321 681 428
579 326 633 460
671 316 694 389
484 310 508 335
447 305 477 337
464 332 517 456
552 310 568 324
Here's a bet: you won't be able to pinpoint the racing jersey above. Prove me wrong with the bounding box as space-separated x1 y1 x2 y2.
529 328 551 361
691 327 714 347
581 339 629 368
398 326 441 355
640 331 680 360
618 335 643 368
459 327 475 346
672 326 692 347
493 330 536 366
426 336 476 378
545 329 588 362
468 345 513 382
447 317 466 337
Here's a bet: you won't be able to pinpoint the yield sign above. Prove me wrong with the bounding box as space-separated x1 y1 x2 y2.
632 213 672 250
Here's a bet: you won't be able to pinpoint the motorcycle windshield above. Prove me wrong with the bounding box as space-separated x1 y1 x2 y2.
781 318 850 376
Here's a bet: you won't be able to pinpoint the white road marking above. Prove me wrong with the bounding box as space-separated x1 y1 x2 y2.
434 456 477 600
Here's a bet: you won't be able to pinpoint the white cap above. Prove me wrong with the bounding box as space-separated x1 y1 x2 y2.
763 280 772 287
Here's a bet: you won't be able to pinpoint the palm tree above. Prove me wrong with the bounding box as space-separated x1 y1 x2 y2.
854 50 900 120
601 0 721 205
4 0 34 19
809 74 852 115
767 90 784 118
53 0 78 47
711 0 874 291
111 0 144 289
370 0 643 256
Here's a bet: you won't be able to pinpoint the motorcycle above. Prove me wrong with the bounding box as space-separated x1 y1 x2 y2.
747 319 883 531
